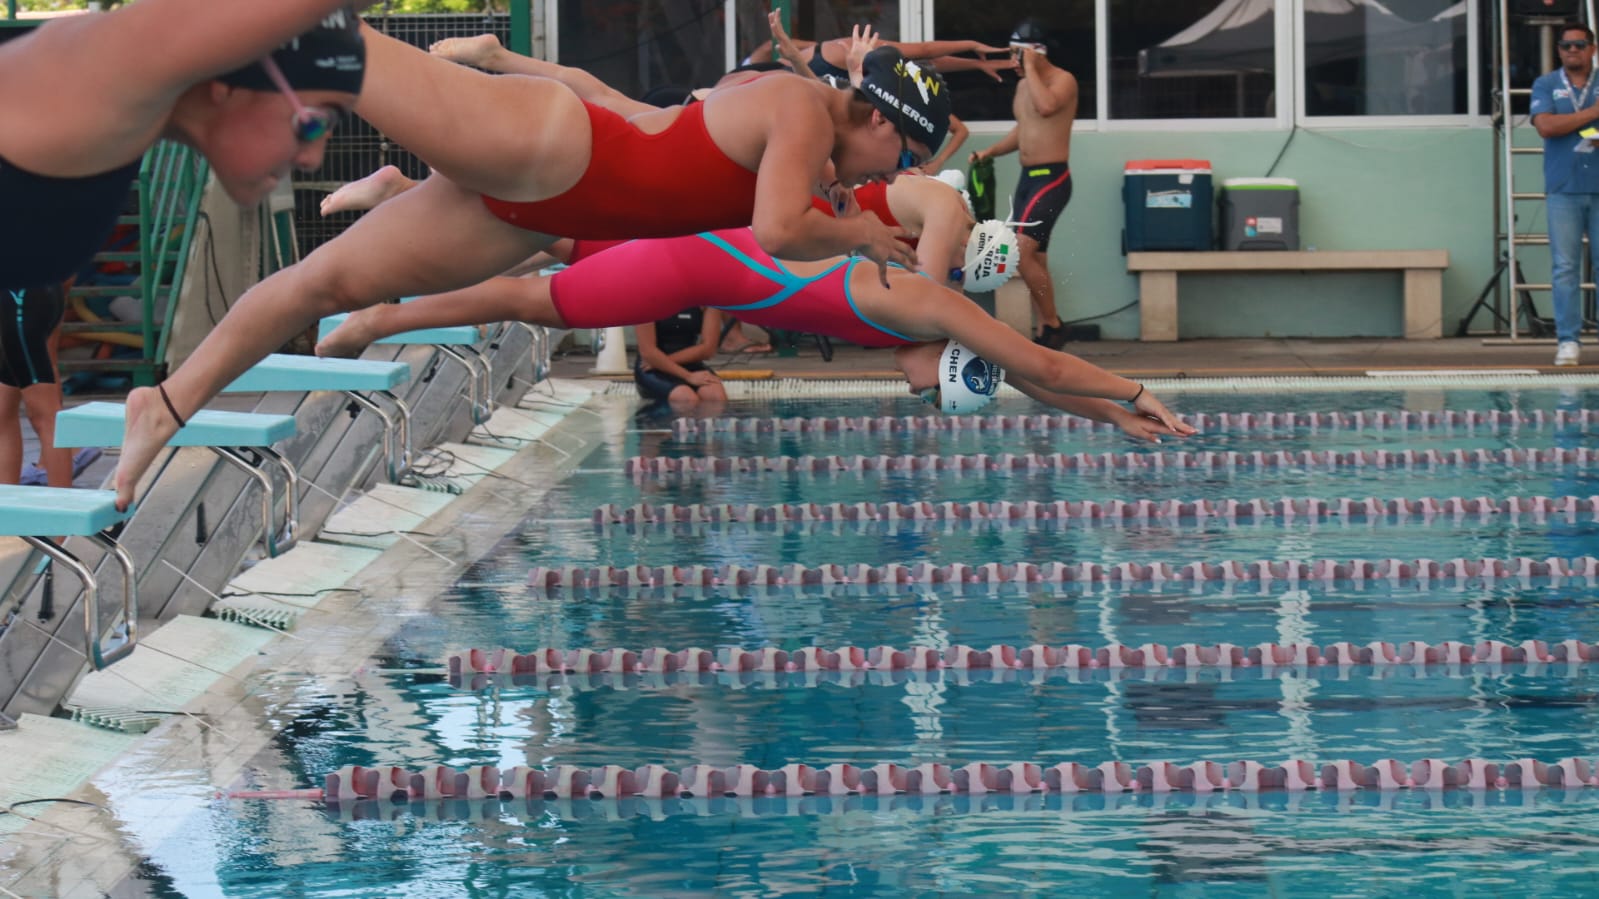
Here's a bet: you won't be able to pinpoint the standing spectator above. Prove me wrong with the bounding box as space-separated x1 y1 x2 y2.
1531 21 1599 366
0 282 72 487
968 19 1078 350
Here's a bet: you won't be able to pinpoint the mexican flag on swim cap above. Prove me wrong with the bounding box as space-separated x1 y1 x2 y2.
219 6 365 95
858 47 951 153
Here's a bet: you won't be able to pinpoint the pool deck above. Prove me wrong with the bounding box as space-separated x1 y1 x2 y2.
548 336 1593 383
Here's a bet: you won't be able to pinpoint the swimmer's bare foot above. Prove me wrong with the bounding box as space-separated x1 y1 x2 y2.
320 165 414 216
429 34 505 68
114 385 183 512
721 336 773 354
315 307 384 359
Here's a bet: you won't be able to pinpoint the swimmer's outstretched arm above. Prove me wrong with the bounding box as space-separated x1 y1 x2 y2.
861 269 1194 435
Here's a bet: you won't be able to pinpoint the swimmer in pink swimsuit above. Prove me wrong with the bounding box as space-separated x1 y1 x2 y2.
316 211 1193 441
114 34 954 510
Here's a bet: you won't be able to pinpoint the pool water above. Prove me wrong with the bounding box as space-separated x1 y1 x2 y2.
147 387 1599 896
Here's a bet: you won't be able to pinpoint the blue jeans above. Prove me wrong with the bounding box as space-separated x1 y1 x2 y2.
1545 192 1599 343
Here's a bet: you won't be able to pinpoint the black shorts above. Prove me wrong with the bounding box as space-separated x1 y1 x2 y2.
0 283 66 389
1011 162 1073 252
634 359 711 402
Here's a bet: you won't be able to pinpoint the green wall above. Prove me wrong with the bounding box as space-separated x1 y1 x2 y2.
965 125 1497 340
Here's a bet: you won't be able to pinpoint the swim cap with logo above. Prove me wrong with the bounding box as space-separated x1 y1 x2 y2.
920 339 1005 414
961 220 1020 293
858 47 951 153
219 6 365 95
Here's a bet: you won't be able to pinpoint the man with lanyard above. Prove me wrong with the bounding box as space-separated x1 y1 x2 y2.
967 19 1079 351
1530 21 1599 366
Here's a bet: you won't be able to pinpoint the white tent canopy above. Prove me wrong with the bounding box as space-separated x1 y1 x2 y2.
1140 0 1457 78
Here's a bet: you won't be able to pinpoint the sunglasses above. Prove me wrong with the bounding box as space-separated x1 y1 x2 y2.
260 56 339 143
1559 39 1592 51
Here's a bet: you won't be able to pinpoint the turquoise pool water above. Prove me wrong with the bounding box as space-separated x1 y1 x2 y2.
149 387 1599 896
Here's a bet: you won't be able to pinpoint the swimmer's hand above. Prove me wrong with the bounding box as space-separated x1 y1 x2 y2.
1131 390 1196 438
854 214 918 287
847 25 880 88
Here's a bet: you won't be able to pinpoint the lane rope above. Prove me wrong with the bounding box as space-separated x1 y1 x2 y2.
671 408 1599 437
624 447 1599 477
592 495 1599 528
529 556 1599 590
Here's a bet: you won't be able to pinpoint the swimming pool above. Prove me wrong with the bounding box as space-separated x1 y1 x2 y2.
111 384 1599 894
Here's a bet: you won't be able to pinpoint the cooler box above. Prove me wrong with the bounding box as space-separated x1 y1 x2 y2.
1220 177 1300 250
1122 159 1213 252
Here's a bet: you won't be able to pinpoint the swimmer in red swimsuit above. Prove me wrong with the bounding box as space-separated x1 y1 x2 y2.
114 32 954 510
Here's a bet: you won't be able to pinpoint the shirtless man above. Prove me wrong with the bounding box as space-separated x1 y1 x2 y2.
968 19 1078 350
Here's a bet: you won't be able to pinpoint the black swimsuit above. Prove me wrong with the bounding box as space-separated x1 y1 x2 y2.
1 283 65 388
807 50 851 87
0 152 140 289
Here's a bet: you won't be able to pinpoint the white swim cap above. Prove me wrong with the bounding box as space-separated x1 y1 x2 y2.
919 339 1005 414
962 220 1020 293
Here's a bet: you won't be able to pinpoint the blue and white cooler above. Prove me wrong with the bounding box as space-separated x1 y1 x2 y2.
1122 159 1214 252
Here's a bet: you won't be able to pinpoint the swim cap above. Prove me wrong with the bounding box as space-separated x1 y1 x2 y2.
858 47 951 153
1010 19 1052 53
922 340 1004 414
219 7 365 95
962 220 1019 293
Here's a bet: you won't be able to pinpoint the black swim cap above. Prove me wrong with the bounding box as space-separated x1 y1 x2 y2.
219 7 365 95
857 47 951 153
1010 19 1055 55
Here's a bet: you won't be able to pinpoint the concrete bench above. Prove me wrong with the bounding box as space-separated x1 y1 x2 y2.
55 402 301 557
1127 249 1451 341
0 487 136 672
224 353 415 483
318 313 497 424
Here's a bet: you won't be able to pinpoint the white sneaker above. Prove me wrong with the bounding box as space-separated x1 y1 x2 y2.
1555 341 1581 366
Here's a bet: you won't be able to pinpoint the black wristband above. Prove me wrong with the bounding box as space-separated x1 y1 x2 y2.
1128 383 1144 404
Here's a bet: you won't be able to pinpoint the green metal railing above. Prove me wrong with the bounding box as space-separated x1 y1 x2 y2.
63 142 208 386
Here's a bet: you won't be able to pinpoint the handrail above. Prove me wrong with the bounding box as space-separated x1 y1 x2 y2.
135 141 208 382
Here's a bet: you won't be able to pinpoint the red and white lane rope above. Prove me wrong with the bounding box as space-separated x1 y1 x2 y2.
671 408 1599 437
447 640 1599 676
444 661 1597 693
625 447 1599 477
528 556 1599 590
222 757 1599 802
592 495 1599 528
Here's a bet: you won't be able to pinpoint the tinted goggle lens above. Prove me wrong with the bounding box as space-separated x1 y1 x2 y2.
918 387 940 407
294 109 336 143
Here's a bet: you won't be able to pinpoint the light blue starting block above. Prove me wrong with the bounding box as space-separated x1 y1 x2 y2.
55 402 301 557
223 353 414 483
318 311 497 424
0 486 136 671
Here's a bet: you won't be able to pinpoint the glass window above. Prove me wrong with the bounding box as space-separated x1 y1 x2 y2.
1305 0 1467 116
558 0 727 100
736 1 900 70
931 1 1096 122
1113 0 1277 119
